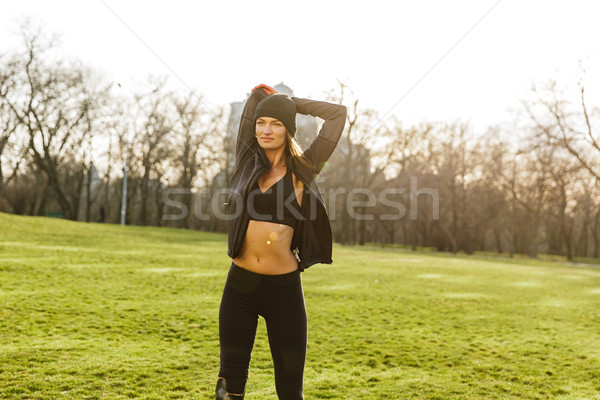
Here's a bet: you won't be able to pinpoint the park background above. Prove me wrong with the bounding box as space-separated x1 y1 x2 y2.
1 1 600 399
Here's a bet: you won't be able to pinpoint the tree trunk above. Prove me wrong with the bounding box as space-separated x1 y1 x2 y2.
592 210 600 259
493 227 503 254
86 165 92 222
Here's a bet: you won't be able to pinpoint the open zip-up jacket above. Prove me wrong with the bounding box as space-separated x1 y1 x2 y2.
226 88 347 271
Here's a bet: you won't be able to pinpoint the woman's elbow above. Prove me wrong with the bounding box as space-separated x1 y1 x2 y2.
336 104 348 121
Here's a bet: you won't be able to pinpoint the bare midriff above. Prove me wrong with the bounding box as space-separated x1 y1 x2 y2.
231 221 298 274
232 168 304 275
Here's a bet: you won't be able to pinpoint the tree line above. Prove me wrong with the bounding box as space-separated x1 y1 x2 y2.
1 23 598 260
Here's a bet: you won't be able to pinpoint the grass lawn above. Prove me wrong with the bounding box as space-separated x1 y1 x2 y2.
1 212 600 399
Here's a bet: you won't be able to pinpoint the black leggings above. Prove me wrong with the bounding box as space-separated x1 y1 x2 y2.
218 262 307 400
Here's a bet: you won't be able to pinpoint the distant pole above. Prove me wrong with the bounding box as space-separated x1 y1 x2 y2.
117 81 130 226
120 139 128 226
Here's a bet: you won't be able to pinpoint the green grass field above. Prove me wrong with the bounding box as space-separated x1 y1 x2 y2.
1 212 599 399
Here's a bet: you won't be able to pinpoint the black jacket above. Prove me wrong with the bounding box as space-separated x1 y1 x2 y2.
226 88 347 271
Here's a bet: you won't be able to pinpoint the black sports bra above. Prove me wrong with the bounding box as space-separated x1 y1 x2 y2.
247 167 302 229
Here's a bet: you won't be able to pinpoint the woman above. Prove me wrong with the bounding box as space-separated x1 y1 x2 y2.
216 83 347 399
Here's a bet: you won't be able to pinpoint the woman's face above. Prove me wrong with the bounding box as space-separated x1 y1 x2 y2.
255 117 287 150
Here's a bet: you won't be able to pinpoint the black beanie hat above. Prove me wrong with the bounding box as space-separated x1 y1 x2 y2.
254 93 297 136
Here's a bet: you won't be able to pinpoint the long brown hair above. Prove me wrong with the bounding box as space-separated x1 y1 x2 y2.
285 130 314 170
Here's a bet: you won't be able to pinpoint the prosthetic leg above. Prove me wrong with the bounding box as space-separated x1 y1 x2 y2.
215 377 245 400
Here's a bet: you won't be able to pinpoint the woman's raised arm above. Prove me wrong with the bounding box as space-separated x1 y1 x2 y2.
234 86 274 167
293 97 347 176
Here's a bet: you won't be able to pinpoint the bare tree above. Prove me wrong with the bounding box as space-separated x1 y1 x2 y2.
520 75 600 259
325 81 395 245
170 90 224 228
539 148 582 260
476 127 513 255
2 21 109 219
420 122 478 254
523 77 600 181
0 55 24 201
129 76 174 225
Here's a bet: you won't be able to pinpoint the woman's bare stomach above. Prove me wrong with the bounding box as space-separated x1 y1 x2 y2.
231 220 298 275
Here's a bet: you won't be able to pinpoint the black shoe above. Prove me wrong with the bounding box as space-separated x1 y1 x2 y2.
215 377 245 400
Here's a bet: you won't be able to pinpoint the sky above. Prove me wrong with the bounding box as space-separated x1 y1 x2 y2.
1 0 599 133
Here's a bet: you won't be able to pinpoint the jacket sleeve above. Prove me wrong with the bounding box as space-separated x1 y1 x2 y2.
235 89 269 168
292 97 347 176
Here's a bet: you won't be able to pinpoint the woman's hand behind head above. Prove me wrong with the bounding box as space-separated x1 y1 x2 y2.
252 84 277 95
